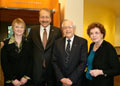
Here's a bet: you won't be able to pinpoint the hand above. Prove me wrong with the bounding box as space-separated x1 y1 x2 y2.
12 79 21 86
62 83 71 86
20 77 28 85
90 69 104 77
0 42 4 48
61 78 72 86
62 84 71 86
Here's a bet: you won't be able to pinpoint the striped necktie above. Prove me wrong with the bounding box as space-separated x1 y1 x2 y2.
65 39 71 63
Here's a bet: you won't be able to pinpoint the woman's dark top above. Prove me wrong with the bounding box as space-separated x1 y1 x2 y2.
1 36 33 85
86 40 120 86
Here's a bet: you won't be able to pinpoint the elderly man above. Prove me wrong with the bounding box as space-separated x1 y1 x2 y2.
52 19 88 86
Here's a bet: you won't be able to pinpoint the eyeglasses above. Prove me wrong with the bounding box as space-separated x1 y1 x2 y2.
62 26 74 29
40 16 50 19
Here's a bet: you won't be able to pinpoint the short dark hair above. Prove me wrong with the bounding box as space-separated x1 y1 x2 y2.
39 8 52 18
87 22 106 38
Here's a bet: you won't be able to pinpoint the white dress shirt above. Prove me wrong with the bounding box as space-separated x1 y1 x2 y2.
40 25 50 42
65 35 74 50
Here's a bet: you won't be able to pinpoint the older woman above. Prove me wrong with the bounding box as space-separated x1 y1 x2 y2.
1 18 32 86
85 22 120 86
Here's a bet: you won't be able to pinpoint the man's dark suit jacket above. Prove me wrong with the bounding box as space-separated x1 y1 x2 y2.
52 35 88 86
87 40 120 86
28 25 62 84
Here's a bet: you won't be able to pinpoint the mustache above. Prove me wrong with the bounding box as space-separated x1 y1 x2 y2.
41 21 49 23
66 31 71 34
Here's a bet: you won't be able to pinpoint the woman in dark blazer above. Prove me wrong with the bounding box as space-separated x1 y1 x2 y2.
85 22 120 86
1 18 32 86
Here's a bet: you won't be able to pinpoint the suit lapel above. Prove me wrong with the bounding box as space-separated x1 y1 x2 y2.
62 37 67 59
63 37 66 53
33 26 44 49
70 36 78 57
45 26 54 49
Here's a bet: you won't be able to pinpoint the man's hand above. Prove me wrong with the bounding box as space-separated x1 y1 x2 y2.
20 77 28 85
61 78 72 86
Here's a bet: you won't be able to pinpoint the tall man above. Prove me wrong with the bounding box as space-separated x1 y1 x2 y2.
28 8 62 86
52 19 88 86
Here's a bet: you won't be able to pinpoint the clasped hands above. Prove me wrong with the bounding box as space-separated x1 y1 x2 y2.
12 77 28 86
60 78 72 86
89 69 104 77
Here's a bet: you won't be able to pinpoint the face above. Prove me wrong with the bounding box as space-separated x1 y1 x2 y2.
39 10 51 28
89 27 103 43
62 21 75 39
13 23 25 36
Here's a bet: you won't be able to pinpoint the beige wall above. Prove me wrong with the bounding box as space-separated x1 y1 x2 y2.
62 0 120 47
64 0 84 37
59 0 66 22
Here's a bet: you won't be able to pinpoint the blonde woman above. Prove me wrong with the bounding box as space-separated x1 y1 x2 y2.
1 18 32 86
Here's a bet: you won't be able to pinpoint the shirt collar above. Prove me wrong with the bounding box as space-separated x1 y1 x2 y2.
8 35 23 53
66 35 74 42
40 25 50 31
8 35 16 44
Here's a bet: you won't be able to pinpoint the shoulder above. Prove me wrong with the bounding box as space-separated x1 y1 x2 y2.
51 25 61 32
55 37 64 43
1 38 10 50
22 37 29 43
90 42 94 47
98 40 117 54
28 25 40 36
102 40 114 49
74 35 87 43
31 25 40 29
30 25 40 31
3 38 10 45
51 25 60 29
54 37 64 47
22 37 32 46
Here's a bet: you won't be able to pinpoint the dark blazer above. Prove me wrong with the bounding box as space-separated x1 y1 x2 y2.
28 25 62 84
88 40 120 86
1 37 33 85
52 35 88 86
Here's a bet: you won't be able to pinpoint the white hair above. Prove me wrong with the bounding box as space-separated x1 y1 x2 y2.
61 19 76 28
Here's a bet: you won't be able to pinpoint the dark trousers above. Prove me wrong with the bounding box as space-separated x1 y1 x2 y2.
32 68 57 86
82 77 93 86
4 83 32 86
32 81 57 86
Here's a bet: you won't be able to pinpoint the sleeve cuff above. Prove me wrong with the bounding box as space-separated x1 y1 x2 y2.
102 70 107 77
23 75 31 80
6 80 14 83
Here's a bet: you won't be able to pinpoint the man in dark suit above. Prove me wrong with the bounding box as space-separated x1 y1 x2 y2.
28 8 62 86
52 19 88 86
